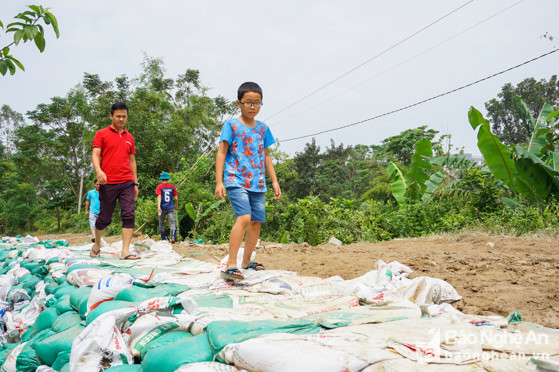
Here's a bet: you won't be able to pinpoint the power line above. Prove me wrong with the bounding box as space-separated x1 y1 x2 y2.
279 48 559 143
270 0 525 129
263 0 474 122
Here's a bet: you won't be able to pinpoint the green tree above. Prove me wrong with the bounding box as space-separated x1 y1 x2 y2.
485 75 559 146
26 88 93 213
0 5 59 75
0 105 25 159
283 138 321 199
314 140 353 199
372 125 439 165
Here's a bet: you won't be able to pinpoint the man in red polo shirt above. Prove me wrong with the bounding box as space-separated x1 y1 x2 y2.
91 102 140 260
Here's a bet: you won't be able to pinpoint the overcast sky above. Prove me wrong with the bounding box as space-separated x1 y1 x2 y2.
1 0 558 156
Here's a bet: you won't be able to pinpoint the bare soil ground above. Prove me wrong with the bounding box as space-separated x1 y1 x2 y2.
37 231 559 329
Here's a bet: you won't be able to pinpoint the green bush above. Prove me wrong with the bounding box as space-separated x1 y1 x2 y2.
31 209 89 234
196 203 236 243
134 197 159 237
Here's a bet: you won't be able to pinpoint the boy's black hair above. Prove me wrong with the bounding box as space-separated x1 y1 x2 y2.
111 102 129 115
237 82 263 101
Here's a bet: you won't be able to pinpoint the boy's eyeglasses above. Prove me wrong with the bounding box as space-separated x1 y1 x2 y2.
239 102 263 108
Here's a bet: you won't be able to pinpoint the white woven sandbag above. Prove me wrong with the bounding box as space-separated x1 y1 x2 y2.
266 295 359 319
86 275 133 314
69 307 136 371
219 332 397 372
66 268 113 287
401 276 462 305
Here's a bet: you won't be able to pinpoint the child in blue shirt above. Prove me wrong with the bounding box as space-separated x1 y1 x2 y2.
215 82 282 280
85 180 100 243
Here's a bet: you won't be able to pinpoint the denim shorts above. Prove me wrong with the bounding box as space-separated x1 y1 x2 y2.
227 187 266 222
88 213 99 230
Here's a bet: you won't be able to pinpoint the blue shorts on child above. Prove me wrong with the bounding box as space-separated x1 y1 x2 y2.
227 187 266 222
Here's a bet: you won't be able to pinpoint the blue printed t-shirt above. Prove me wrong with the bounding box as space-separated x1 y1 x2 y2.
156 183 178 211
220 119 276 192
86 189 100 214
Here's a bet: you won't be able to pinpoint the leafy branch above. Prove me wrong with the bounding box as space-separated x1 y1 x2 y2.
0 5 59 76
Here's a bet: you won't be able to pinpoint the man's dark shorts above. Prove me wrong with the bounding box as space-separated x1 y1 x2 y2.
95 180 135 230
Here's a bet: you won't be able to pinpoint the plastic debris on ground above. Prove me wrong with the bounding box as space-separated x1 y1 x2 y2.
0 235 556 372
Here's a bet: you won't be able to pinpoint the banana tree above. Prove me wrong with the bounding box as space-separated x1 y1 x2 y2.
387 138 432 205
185 199 225 235
468 103 559 205
423 155 488 200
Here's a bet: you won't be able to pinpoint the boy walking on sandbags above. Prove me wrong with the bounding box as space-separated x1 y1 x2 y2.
215 82 282 280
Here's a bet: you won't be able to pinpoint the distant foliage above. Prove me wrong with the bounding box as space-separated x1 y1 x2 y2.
485 75 559 146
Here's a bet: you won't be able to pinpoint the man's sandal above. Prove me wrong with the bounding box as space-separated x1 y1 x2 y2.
90 248 101 258
244 262 265 271
121 254 141 260
221 267 244 280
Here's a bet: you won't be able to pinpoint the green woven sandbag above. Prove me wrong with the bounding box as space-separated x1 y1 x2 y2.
54 284 79 299
22 275 41 291
21 321 55 343
34 324 85 366
31 264 49 278
52 311 82 333
141 334 213 372
51 350 71 371
104 364 142 371
69 286 91 314
30 328 57 343
57 275 67 285
15 340 42 372
52 282 72 294
59 362 70 372
17 273 36 284
0 343 18 366
37 239 69 248
45 282 59 295
114 283 189 303
44 274 55 284
206 319 322 359
21 261 40 271
16 329 56 371
32 307 60 334
55 294 74 314
20 327 32 342
86 300 137 325
0 250 10 261
113 286 165 302
140 331 193 359
47 256 59 265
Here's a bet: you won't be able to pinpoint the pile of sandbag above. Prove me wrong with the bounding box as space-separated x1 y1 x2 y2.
0 236 556 372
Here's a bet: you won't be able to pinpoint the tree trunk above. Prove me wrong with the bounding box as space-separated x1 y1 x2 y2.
26 197 31 232
56 206 60 233
77 176 84 214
